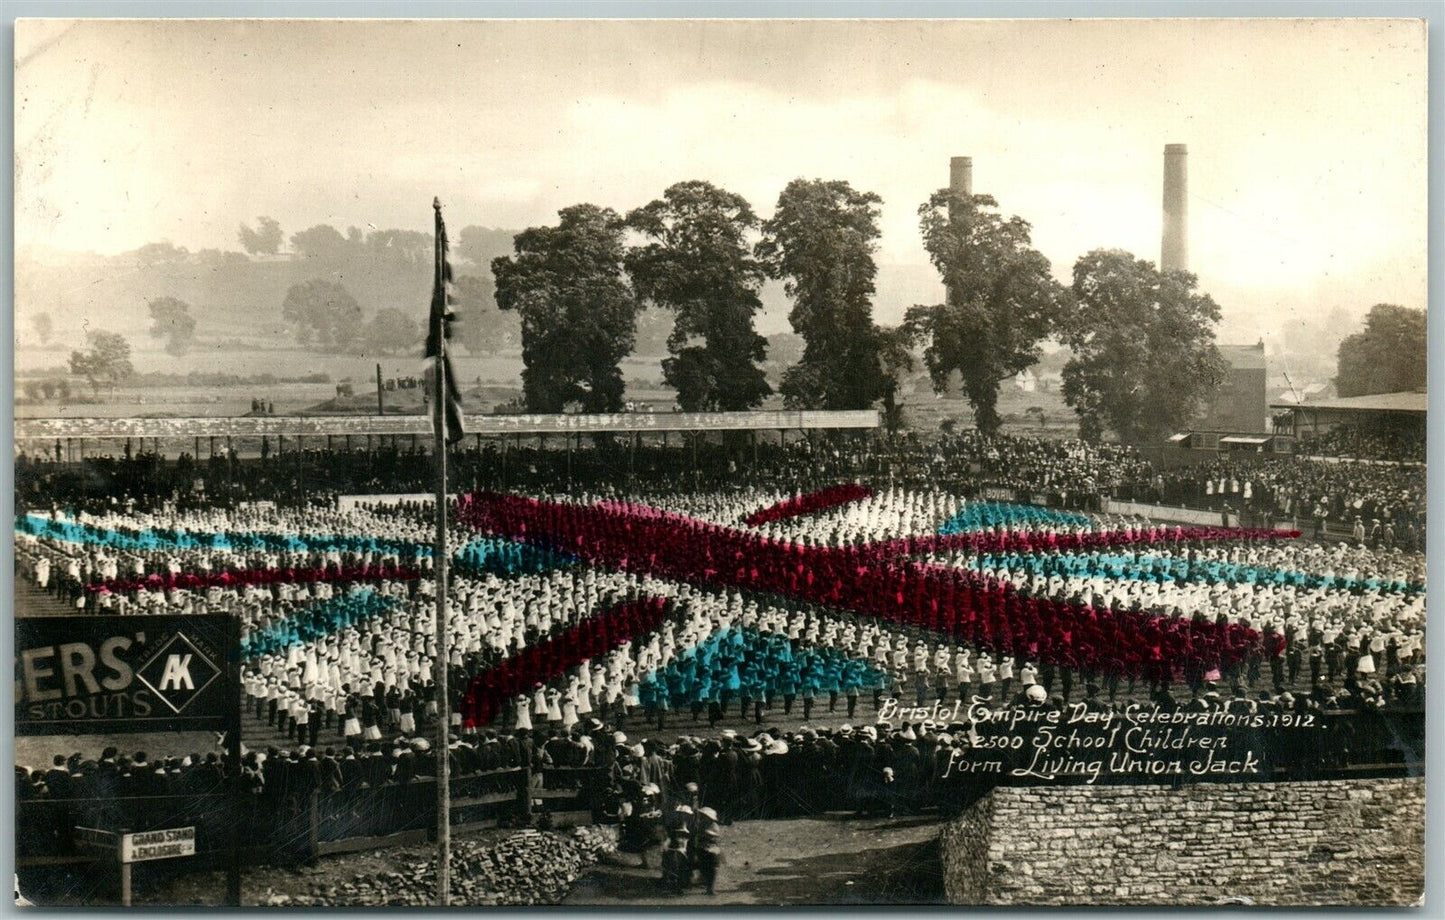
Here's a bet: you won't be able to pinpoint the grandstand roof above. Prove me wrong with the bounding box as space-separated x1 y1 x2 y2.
14 409 881 440
1270 391 1426 414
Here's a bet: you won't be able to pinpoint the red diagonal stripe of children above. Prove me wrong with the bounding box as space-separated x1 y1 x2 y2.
85 563 425 594
457 492 1287 682
460 596 670 728
742 483 874 527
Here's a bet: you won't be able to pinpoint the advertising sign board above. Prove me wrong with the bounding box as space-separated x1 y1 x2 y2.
15 614 236 735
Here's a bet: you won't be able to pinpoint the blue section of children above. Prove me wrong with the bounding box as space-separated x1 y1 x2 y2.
937 502 1093 533
18 515 575 579
240 589 399 659
18 514 429 558
634 625 890 709
969 550 1422 595
451 537 575 577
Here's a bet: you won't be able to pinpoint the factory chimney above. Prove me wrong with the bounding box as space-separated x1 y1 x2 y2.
1161 143 1188 274
950 156 974 198
947 157 974 305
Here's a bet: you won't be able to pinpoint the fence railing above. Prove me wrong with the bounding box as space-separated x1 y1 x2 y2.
19 708 1423 872
16 765 605 868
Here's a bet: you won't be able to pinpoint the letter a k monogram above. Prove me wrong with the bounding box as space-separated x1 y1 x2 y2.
159 654 194 691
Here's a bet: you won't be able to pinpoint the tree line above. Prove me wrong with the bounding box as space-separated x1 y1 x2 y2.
487 177 1231 443
55 191 1425 443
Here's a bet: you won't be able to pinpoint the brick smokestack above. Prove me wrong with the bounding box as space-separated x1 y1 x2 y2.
1161 143 1188 273
950 156 973 198
947 157 973 306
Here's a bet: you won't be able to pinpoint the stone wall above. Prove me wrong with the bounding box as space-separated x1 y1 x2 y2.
942 778 1424 907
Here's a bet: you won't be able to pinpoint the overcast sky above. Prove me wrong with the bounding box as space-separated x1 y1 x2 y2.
14 18 1428 340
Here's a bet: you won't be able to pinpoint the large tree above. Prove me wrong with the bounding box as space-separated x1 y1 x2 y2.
491 204 637 413
361 308 421 355
625 180 771 411
1335 303 1426 397
905 191 1068 434
69 330 134 398
281 279 364 350
875 324 917 437
288 224 351 260
146 296 198 356
237 216 283 255
449 273 520 355
1060 249 1226 443
365 229 431 266
756 178 889 410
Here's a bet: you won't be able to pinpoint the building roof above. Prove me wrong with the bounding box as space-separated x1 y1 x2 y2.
1270 391 1427 414
1218 343 1267 370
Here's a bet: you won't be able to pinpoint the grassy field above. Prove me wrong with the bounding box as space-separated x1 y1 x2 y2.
18 346 1079 438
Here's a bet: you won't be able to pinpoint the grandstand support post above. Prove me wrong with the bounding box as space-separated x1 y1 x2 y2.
431 238 452 912
119 852 131 907
225 614 243 906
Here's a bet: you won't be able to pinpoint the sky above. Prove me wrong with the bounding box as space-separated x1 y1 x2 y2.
14 18 1429 341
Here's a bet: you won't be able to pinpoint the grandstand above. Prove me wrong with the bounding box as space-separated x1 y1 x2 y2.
1272 391 1426 464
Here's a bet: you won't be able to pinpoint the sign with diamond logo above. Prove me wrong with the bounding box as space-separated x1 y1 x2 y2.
135 633 222 714
16 614 237 735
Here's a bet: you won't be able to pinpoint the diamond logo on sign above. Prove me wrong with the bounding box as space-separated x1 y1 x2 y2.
135 633 221 714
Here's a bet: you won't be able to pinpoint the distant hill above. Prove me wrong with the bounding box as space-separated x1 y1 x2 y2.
15 230 945 386
16 230 515 351
15 228 698 372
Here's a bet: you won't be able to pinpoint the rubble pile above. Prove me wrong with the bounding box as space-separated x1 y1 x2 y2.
286 826 618 906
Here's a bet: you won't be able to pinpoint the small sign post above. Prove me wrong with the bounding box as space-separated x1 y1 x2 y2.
74 826 195 906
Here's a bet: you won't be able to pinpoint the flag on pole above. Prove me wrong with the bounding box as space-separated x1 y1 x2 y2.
426 197 465 444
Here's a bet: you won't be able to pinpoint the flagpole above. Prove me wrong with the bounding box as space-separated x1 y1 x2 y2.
431 197 452 908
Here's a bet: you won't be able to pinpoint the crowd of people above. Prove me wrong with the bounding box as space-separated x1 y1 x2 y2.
11 417 1428 876
15 476 1425 808
1296 424 1426 464
19 674 1421 823
1119 456 1425 541
14 425 1425 534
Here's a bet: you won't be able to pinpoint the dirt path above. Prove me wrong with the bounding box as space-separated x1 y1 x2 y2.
565 813 945 906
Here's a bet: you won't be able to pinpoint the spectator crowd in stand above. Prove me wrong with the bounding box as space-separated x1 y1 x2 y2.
1296 424 1425 464
15 426 1423 534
